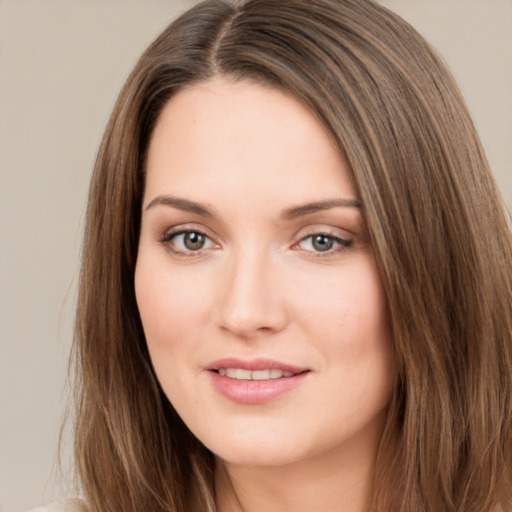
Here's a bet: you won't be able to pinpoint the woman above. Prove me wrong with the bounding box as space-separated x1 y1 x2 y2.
35 0 512 511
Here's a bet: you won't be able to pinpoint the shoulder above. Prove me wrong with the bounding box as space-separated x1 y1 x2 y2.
28 499 88 512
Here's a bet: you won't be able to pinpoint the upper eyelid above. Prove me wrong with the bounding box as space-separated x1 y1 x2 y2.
294 232 352 249
293 224 354 241
160 224 217 242
300 232 349 242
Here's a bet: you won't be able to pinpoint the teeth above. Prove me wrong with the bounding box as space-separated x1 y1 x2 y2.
217 368 297 380
235 368 252 380
252 370 270 380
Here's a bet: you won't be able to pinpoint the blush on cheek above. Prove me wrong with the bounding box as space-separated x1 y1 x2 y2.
135 269 170 351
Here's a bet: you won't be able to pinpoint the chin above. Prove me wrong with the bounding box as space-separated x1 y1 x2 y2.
204 432 302 468
216 448 299 468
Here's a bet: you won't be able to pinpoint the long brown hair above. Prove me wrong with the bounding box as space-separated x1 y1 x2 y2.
73 1 512 510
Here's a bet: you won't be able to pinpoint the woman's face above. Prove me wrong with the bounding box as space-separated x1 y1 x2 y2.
135 77 395 468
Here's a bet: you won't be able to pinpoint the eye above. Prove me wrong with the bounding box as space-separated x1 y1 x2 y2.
161 229 217 254
297 233 352 253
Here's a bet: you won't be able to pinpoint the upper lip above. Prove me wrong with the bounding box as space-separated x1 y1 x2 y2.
206 357 309 374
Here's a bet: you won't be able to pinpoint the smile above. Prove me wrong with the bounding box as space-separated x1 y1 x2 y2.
217 368 296 380
207 359 310 404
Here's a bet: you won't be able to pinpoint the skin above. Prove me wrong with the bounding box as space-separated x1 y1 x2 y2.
135 77 396 512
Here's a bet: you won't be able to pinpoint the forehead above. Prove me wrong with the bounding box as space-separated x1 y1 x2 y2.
144 77 356 208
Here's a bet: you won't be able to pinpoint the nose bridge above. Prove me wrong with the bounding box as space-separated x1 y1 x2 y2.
217 242 286 337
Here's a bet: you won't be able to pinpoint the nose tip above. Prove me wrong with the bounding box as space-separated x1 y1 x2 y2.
216 260 287 339
219 311 277 338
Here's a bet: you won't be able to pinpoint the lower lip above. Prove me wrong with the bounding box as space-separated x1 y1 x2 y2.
208 371 308 405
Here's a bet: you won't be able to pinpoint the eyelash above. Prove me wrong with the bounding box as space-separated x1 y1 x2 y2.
159 229 353 258
294 231 353 258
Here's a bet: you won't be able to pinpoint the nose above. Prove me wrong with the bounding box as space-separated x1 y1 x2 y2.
216 248 288 339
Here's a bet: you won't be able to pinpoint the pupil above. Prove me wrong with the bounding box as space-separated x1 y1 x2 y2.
312 235 333 252
184 232 205 250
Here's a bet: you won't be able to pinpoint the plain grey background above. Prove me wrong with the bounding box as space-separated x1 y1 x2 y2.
0 1 511 511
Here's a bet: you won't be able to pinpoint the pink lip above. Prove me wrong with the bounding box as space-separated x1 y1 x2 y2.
206 357 308 373
206 358 310 405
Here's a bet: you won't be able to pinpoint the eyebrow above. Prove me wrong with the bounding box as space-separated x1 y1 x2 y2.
144 195 361 219
145 195 215 217
281 199 361 220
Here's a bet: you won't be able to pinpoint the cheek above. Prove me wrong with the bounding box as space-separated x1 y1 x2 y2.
135 271 173 349
134 262 200 385
297 257 388 345
134 258 204 403
135 257 209 345
298 257 394 394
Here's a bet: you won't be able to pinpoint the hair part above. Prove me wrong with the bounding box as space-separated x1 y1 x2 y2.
73 1 512 511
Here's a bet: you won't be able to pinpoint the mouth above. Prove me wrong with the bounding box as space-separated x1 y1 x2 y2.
206 358 310 404
215 368 301 380
206 357 309 378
